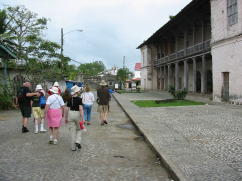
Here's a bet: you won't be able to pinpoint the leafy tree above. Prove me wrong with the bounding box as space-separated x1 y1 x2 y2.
1 5 70 83
78 61 105 77
117 67 133 82
0 10 7 34
169 15 175 20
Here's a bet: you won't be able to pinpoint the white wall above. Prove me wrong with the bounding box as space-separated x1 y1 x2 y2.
211 0 242 43
212 35 242 101
140 46 152 90
211 0 242 101
134 71 141 78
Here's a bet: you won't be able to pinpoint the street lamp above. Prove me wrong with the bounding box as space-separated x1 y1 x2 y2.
60 28 83 56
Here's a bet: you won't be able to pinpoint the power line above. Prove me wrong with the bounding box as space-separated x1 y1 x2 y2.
70 58 82 64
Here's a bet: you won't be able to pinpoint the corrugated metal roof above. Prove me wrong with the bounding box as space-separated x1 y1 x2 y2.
0 43 17 59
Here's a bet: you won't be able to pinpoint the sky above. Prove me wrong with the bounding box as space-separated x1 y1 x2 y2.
1 0 191 70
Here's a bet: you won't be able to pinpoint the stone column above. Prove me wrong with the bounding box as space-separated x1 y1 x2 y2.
164 66 167 90
167 64 171 89
201 55 206 93
160 66 162 90
193 58 197 92
184 60 188 90
175 62 179 90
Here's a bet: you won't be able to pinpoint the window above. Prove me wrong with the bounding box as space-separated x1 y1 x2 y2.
227 0 238 26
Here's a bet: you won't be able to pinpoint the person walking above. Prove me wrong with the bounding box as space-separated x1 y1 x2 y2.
97 80 111 126
47 81 61 95
65 85 84 151
81 85 95 125
45 87 65 145
32 84 47 134
17 81 39 133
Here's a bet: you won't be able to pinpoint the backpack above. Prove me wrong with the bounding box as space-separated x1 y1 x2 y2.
39 95 46 109
17 87 25 104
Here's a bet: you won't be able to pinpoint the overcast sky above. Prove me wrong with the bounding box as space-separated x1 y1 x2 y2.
1 0 191 70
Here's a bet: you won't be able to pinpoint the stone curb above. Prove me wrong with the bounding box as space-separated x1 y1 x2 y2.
112 93 188 181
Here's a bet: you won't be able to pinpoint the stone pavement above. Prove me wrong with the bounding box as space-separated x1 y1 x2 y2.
0 98 171 181
113 92 242 181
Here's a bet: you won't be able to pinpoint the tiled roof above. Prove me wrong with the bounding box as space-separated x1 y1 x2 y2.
134 63 142 70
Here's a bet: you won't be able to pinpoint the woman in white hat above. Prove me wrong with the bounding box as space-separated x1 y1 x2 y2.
32 84 47 133
65 85 85 151
45 87 65 145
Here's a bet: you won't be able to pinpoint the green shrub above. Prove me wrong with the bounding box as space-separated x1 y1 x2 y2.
168 85 187 100
168 85 176 97
0 93 13 110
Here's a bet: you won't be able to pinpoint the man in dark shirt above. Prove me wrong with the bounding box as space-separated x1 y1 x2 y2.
97 80 111 125
18 82 39 133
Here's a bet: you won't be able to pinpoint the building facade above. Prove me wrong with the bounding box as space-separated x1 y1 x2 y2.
211 0 242 101
138 0 242 101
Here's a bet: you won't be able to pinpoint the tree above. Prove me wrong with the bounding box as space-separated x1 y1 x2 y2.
116 68 133 89
78 61 105 78
1 5 70 83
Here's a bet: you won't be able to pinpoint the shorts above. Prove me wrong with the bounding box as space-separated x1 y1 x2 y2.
20 105 32 118
32 107 44 119
97 105 109 113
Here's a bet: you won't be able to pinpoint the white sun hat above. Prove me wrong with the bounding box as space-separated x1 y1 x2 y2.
71 85 81 95
99 80 107 86
49 87 59 94
53 82 59 87
35 84 43 90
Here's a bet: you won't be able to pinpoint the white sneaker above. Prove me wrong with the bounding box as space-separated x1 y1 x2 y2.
40 128 47 133
53 139 58 145
34 130 39 134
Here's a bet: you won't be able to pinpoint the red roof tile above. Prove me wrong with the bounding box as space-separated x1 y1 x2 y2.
135 63 142 70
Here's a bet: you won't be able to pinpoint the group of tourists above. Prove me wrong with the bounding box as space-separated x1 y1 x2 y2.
17 80 111 151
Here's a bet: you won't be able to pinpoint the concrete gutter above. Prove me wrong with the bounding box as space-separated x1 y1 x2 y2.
113 94 188 181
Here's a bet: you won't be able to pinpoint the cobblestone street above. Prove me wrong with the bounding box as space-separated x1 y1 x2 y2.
0 98 170 181
114 92 242 181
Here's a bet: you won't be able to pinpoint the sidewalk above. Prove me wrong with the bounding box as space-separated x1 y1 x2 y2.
113 92 242 181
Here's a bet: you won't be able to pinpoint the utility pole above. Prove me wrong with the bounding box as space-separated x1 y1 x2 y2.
61 28 64 57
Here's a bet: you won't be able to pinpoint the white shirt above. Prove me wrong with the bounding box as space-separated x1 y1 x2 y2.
81 92 95 105
46 94 64 109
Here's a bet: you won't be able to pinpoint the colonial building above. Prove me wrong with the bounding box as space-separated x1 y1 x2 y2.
138 0 242 102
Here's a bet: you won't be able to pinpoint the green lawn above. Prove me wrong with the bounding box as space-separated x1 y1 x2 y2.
117 90 143 94
132 99 205 107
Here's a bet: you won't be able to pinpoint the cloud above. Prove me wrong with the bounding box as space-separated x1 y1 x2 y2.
1 0 192 69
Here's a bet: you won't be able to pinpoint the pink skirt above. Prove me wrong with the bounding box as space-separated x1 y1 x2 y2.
47 108 62 128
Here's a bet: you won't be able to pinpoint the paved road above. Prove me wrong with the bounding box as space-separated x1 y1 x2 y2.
114 92 242 181
0 98 171 181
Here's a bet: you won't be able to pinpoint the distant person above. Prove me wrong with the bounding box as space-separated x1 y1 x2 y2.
81 85 95 125
32 84 47 134
45 87 65 145
17 81 40 133
97 80 111 126
53 81 62 94
48 81 61 95
65 85 85 151
62 89 72 104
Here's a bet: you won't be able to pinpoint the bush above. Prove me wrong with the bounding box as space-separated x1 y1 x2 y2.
0 93 14 110
168 85 187 100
